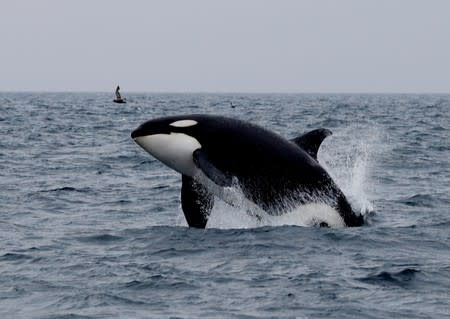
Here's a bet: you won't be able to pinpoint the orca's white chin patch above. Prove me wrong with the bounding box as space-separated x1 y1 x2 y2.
133 133 201 176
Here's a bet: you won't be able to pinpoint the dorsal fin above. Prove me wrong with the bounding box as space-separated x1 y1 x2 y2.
291 128 332 159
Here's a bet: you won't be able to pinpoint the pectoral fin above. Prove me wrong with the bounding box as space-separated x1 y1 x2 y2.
193 149 232 187
181 175 214 228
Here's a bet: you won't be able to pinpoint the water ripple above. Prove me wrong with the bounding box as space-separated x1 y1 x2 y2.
359 268 421 287
1 93 449 319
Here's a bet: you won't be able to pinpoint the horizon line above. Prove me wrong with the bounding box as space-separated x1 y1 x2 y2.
1 90 449 95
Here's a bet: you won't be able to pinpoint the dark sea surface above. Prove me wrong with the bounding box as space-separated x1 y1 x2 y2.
0 93 449 319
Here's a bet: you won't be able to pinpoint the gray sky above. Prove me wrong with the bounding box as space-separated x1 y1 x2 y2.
1 0 449 93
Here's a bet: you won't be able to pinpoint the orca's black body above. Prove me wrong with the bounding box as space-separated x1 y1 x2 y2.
131 114 364 228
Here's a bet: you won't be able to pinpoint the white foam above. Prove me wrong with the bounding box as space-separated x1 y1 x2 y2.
206 200 344 229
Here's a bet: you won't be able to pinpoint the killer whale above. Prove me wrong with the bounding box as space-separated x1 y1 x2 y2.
131 114 364 228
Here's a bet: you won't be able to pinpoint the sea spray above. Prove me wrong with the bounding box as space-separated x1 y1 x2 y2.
319 125 384 215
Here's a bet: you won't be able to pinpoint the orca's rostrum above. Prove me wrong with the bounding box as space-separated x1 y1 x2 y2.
131 114 364 228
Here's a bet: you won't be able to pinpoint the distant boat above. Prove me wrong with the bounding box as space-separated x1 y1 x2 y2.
230 102 236 108
113 86 126 104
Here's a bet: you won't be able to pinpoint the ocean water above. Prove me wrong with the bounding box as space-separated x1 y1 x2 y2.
0 93 449 319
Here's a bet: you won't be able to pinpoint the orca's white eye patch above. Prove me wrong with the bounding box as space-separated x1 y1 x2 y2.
169 120 198 128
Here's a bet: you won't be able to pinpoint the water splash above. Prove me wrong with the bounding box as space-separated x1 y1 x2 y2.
207 202 346 229
319 125 383 215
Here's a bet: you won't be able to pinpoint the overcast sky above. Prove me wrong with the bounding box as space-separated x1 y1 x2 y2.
1 0 449 93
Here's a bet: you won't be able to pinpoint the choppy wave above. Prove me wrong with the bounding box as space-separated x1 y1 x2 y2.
0 93 449 319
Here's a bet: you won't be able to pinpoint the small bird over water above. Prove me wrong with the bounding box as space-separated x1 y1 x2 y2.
230 102 236 108
113 85 126 104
